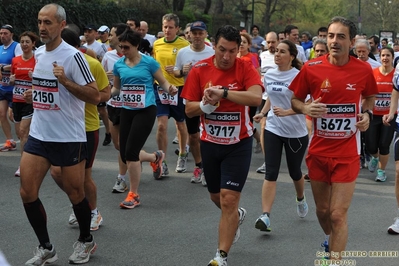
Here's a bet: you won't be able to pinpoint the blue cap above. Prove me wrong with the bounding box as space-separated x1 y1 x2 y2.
190 21 207 31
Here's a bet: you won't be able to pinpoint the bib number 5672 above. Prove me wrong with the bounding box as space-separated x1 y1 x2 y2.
320 118 351 130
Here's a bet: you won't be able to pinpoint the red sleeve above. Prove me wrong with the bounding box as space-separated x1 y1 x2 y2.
181 67 203 101
11 57 17 75
289 66 309 100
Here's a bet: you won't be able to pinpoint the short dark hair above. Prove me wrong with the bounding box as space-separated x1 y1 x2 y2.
368 35 380 45
61 28 80 48
382 38 388 43
380 46 394 57
215 25 241 47
317 27 328 34
114 23 129 37
328 16 357 40
284 25 298 36
126 18 140 28
251 25 259 32
118 29 141 47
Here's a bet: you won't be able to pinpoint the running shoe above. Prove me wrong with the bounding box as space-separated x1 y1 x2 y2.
120 192 141 209
256 163 266 174
175 154 188 173
296 196 309 218
90 211 103 231
201 172 207 187
25 245 58 266
69 211 78 226
375 169 387 182
162 161 169 176
255 213 271 232
254 142 262 153
304 173 310 181
150 150 165 180
191 167 203 183
15 166 20 177
368 156 379 173
112 177 127 193
233 207 246 244
0 140 16 152
321 240 329 252
102 133 111 146
208 251 227 266
172 136 179 144
388 217 399 234
68 240 97 264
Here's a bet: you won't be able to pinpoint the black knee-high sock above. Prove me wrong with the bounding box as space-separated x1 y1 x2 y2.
73 197 92 242
23 198 51 249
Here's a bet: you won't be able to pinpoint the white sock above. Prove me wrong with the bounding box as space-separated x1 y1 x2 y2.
118 174 126 181
325 234 330 242
91 208 98 215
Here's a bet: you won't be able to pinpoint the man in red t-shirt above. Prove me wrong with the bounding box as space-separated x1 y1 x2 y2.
181 25 263 266
290 17 378 262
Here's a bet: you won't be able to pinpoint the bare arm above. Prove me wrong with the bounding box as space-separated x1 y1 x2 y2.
204 85 262 107
153 69 178 96
383 89 399 125
99 85 111 102
185 100 204 118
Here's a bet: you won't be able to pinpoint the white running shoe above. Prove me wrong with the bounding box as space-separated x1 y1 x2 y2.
68 239 97 264
90 211 103 231
69 211 78 226
175 154 188 173
256 163 266 174
25 245 58 266
172 136 179 144
15 166 20 177
208 251 227 266
233 207 247 244
191 167 203 183
112 177 128 193
388 217 399 234
296 196 309 218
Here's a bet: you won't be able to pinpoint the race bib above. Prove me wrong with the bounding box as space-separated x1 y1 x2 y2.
204 112 241 144
375 93 391 113
316 104 357 139
1 70 10 86
157 86 177 106
32 77 60 110
109 93 123 107
13 79 31 101
121 84 145 108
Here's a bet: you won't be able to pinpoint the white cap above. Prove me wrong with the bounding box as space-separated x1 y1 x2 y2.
97 25 109 33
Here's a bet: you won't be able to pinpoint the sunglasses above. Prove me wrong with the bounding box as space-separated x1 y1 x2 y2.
119 45 130 50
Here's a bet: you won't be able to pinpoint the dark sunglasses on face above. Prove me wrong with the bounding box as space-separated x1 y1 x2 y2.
119 45 130 50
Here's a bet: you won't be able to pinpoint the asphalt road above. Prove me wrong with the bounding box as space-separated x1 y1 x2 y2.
1 120 399 266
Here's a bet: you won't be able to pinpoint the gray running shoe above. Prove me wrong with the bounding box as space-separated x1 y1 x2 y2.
175 154 188 173
68 240 97 264
25 246 58 266
255 213 271 232
296 195 309 218
112 177 127 193
150 150 165 180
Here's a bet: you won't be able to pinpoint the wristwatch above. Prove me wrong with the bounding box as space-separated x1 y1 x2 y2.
363 110 373 120
222 87 229 98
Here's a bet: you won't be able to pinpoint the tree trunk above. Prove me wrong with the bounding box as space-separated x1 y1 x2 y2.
204 0 212 14
215 0 224 14
173 0 185 11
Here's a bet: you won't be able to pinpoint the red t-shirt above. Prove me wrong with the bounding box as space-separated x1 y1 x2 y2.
11 56 35 103
372 67 394 116
290 54 378 157
239 52 259 69
181 56 264 145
